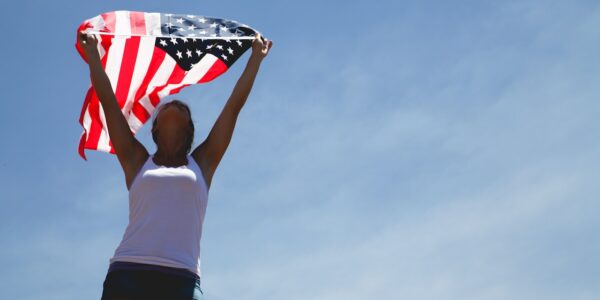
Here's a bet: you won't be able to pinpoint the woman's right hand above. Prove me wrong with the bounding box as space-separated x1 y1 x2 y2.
250 32 273 61
78 31 100 61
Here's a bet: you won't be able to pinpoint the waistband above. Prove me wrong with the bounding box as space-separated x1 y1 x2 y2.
108 261 200 281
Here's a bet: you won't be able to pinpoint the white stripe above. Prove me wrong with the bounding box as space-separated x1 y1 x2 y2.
88 31 257 39
79 131 87 149
88 14 105 29
129 53 217 133
144 12 162 36
133 54 218 133
95 12 131 152
157 54 219 97
95 34 106 59
123 36 156 125
139 95 157 118
137 57 177 119
82 92 92 141
129 57 177 133
128 114 144 133
86 15 107 59
104 42 126 91
114 11 132 36
96 104 112 152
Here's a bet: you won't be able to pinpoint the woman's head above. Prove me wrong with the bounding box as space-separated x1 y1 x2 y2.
151 99 194 154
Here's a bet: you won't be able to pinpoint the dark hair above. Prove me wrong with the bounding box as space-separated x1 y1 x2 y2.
151 99 194 154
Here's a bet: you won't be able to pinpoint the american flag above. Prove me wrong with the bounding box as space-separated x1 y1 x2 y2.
75 10 258 160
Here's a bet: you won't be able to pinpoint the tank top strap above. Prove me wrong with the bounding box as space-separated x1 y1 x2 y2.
129 155 153 191
187 154 209 192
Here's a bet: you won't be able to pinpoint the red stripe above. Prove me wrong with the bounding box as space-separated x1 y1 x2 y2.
75 22 93 63
78 38 112 160
147 63 187 107
129 11 147 35
167 59 229 96
97 12 115 55
199 59 228 83
133 49 166 103
101 11 117 33
78 84 92 126
108 11 148 155
78 87 94 160
79 35 112 125
130 48 168 125
88 45 112 154
114 37 140 108
131 101 151 125
109 139 115 154
78 131 87 160
114 11 147 107
107 37 143 154
168 83 192 96
77 12 116 159
115 11 148 102
75 12 114 63
84 91 103 158
99 34 113 57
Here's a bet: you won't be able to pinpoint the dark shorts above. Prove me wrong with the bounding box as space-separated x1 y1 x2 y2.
101 262 204 300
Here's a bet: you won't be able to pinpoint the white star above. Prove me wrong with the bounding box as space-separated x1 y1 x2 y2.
170 38 178 44
195 49 203 56
176 18 184 24
221 54 228 61
227 47 234 55
206 44 214 49
210 22 217 28
224 37 231 43
236 40 243 46
160 39 168 46
176 50 183 59
216 44 223 50
186 49 192 57
188 24 197 31
198 17 207 23
219 25 228 32
182 37 189 43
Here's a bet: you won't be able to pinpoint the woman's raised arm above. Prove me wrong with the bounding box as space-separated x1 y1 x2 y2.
78 32 148 187
191 33 273 185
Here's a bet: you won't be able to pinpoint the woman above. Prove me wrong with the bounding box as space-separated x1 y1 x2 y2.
77 29 272 300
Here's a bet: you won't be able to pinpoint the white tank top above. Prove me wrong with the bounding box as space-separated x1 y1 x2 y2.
109 153 209 278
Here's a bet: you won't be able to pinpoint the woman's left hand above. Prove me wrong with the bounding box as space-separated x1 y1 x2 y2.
250 32 273 61
78 31 100 61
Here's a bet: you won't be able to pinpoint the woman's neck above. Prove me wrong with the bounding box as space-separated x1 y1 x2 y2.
153 148 188 167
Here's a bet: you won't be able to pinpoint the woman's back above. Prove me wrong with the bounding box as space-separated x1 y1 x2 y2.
109 153 209 278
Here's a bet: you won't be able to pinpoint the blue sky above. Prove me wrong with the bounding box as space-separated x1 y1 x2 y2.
1 1 599 299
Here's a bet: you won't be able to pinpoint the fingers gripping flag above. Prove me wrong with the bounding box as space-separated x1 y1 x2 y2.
75 10 258 160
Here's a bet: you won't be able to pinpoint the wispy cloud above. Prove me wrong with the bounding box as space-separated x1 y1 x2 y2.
194 2 600 299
